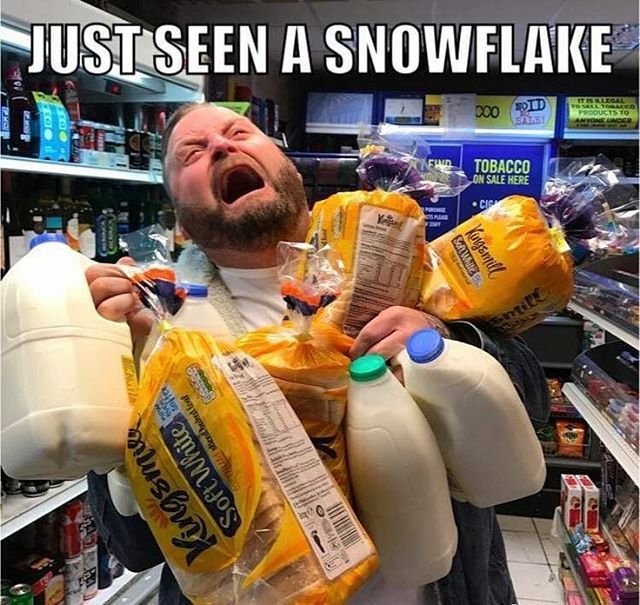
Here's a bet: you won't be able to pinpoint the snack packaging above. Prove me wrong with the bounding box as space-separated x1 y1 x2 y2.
561 474 583 531
579 552 609 587
577 475 600 533
418 195 575 335
306 126 470 336
120 249 378 604
237 243 354 498
541 155 639 266
556 421 587 459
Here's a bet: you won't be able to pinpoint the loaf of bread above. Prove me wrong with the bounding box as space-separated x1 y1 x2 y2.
306 190 426 336
126 328 377 605
419 195 574 335
236 320 354 500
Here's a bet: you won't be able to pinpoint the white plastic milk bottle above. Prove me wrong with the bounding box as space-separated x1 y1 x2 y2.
1 234 135 480
396 328 546 508
346 354 457 587
171 283 230 337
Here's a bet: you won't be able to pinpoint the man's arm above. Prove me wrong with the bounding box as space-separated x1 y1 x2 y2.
448 321 551 430
86 472 164 572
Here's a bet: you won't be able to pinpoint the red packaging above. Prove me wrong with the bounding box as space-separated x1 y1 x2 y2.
11 554 65 605
577 475 600 532
94 126 105 152
590 532 610 555
580 552 609 587
561 474 582 530
62 500 84 558
76 122 94 151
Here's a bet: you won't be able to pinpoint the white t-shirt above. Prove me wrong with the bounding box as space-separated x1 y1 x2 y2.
217 264 286 330
218 265 424 605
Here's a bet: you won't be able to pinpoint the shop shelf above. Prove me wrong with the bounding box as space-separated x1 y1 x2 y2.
101 565 162 605
563 383 639 486
1 478 87 539
554 507 592 604
568 301 639 350
0 156 163 185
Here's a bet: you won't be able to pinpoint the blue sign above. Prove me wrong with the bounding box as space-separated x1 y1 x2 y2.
458 143 548 223
416 144 463 239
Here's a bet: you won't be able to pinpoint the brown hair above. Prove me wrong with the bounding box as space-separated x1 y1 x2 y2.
161 101 206 200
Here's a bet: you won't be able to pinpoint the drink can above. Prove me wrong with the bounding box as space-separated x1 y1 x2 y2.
82 545 98 600
113 127 126 155
63 556 83 605
97 537 112 590
82 502 97 549
8 584 33 605
103 126 116 153
1 596 11 605
125 129 141 170
76 122 94 151
70 126 81 164
62 500 84 558
21 480 49 498
1 470 21 495
94 126 105 152
1 581 13 597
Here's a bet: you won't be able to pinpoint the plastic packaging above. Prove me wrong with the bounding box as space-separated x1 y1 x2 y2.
305 126 470 337
396 329 546 508
541 155 639 265
346 354 456 587
237 243 354 497
127 329 378 604
1 234 135 480
121 245 378 604
418 195 575 335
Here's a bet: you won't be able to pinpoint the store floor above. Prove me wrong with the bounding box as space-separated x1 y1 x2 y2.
498 515 563 604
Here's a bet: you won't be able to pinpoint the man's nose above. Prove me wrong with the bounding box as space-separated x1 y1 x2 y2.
207 133 238 162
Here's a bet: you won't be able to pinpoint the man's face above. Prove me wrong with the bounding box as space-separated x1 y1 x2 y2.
165 105 308 253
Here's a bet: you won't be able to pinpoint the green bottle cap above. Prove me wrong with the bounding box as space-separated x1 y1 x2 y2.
349 354 387 382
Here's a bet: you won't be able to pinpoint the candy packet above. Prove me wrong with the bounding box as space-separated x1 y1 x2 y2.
541 155 639 265
119 242 378 605
237 243 355 498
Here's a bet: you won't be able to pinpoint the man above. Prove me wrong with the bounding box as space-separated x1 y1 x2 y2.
86 103 549 605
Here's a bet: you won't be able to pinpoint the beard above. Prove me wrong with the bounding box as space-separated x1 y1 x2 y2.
175 160 308 252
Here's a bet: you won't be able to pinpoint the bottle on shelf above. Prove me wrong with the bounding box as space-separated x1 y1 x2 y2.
72 184 96 260
92 184 119 263
1 81 9 155
59 77 81 123
1 173 25 273
4 56 32 157
40 179 64 235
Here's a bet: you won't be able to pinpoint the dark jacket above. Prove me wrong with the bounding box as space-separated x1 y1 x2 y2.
87 320 549 605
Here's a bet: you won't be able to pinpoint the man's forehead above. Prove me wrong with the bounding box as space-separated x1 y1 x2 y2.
172 106 250 140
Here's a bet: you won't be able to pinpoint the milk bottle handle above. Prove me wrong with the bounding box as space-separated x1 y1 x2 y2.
107 467 146 520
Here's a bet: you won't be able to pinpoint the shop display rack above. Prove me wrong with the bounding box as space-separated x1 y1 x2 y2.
562 383 639 487
0 157 163 184
568 301 639 350
554 507 592 604
0 478 87 539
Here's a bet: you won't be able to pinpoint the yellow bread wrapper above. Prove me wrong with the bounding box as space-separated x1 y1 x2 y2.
237 321 354 501
126 328 378 605
419 195 574 336
306 190 426 336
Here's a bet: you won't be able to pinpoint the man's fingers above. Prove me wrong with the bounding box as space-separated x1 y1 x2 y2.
96 293 140 323
90 276 135 308
365 333 405 361
349 317 395 359
85 263 127 285
117 256 136 266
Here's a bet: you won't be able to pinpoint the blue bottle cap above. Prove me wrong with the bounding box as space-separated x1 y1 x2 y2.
30 233 68 249
406 329 445 364
185 283 208 297
349 354 387 382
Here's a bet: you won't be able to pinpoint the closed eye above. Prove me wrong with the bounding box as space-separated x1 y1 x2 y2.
182 145 205 165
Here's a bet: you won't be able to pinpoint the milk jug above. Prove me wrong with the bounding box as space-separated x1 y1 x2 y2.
346 354 457 587
171 283 230 337
1 234 134 479
396 329 546 508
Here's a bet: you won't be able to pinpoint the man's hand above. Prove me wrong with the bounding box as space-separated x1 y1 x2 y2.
85 257 153 341
349 306 449 361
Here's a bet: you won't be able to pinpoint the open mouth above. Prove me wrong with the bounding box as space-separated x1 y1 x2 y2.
220 165 266 204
